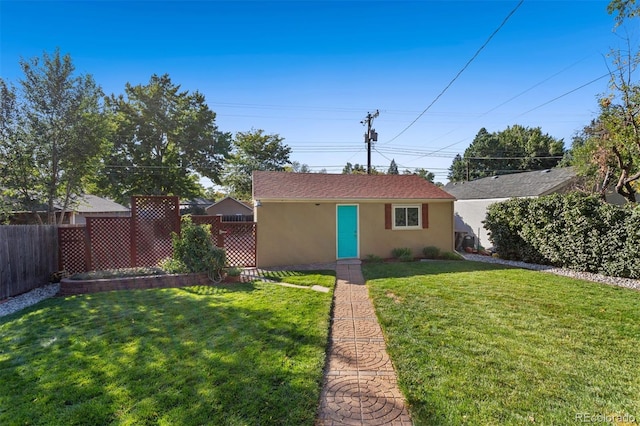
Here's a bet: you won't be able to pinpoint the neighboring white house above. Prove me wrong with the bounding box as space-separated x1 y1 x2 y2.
444 168 578 249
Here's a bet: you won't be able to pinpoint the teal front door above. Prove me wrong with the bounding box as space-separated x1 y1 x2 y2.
336 205 359 259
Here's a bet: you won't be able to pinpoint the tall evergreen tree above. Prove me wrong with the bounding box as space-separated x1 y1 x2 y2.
387 159 399 174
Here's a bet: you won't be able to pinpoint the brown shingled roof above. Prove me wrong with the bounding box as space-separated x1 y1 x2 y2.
252 171 455 200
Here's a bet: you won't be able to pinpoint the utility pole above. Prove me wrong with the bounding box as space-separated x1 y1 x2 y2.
361 110 379 174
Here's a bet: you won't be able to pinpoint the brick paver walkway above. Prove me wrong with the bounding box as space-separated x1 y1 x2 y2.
317 259 412 425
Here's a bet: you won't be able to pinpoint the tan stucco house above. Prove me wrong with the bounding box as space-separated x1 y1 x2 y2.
252 171 456 267
205 196 253 218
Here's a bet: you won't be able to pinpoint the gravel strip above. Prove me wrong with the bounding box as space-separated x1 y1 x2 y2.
463 253 640 291
0 283 60 318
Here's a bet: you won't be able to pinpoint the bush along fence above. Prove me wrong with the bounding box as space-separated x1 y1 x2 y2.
59 195 256 275
0 225 58 299
484 192 640 279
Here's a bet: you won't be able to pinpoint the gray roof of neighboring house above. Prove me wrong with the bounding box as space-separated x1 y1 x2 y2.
443 167 577 200
206 196 253 211
70 195 130 213
181 197 214 207
4 193 129 213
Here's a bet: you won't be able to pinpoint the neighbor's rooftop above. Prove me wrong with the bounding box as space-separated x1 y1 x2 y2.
443 167 577 200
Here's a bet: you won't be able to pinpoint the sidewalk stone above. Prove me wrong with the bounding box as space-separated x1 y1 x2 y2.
317 260 412 426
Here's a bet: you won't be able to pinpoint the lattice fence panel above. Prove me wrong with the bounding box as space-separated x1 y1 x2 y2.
87 217 132 271
132 196 180 267
58 226 89 274
191 216 256 267
222 222 257 267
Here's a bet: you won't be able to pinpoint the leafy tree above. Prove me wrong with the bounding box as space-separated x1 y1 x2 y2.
567 6 640 202
203 187 227 201
0 80 35 218
97 74 231 204
286 161 312 173
387 159 399 175
222 129 291 199
0 49 110 224
448 125 565 182
573 58 639 202
403 167 435 183
562 120 609 197
448 154 467 182
342 162 368 174
608 0 639 26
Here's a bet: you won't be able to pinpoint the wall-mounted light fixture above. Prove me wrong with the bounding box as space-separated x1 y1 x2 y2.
254 200 262 207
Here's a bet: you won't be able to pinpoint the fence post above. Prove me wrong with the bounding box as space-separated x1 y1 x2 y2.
130 196 138 267
215 215 224 247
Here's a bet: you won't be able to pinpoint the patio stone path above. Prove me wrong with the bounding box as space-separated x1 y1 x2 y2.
317 259 412 426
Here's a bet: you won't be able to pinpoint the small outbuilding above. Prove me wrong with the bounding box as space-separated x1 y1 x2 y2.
205 196 254 221
252 171 456 267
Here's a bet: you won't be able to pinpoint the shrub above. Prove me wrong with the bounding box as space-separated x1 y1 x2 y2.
161 216 227 276
225 267 242 277
391 247 413 262
422 246 441 259
483 192 640 278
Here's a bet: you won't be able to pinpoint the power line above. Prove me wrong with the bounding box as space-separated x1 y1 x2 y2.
481 56 592 116
382 0 524 145
516 73 610 117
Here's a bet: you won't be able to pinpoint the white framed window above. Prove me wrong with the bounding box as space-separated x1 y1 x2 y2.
393 205 421 229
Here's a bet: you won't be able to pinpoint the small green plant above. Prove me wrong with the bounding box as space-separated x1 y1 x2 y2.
161 216 227 278
438 251 464 260
70 267 166 280
365 254 384 263
225 267 242 277
422 246 441 259
391 247 413 262
158 257 189 274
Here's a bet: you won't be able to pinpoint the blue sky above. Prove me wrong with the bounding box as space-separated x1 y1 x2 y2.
0 0 632 184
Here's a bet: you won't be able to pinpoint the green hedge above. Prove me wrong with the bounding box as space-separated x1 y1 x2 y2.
484 193 640 278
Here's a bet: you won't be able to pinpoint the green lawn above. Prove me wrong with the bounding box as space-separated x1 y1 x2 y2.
259 270 336 287
0 271 335 426
363 261 640 426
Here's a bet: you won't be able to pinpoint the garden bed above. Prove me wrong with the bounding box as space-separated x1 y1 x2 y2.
59 272 211 296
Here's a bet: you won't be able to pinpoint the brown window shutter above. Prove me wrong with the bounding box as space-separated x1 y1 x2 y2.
385 204 392 229
422 204 429 228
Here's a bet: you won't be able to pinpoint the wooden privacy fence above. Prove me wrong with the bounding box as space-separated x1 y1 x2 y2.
58 196 256 275
0 225 58 299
